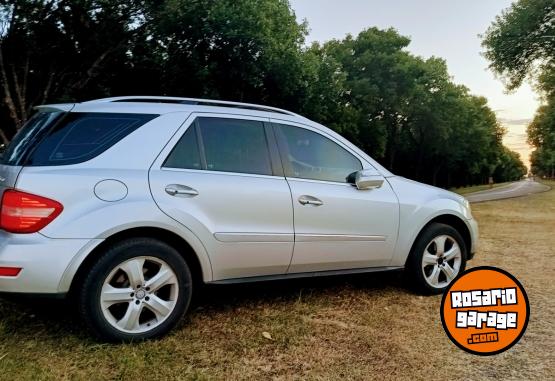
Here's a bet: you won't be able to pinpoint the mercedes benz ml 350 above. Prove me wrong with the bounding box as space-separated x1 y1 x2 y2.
0 96 478 341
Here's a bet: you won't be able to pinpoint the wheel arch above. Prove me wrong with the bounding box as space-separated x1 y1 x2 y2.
405 214 472 266
65 226 211 297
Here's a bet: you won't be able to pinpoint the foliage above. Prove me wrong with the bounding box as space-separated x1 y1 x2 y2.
0 0 526 187
0 0 149 137
482 0 555 91
483 0 555 177
307 29 522 186
528 101 555 177
143 0 309 108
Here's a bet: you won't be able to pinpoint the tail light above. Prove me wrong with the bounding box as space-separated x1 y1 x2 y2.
0 267 22 277
0 190 63 233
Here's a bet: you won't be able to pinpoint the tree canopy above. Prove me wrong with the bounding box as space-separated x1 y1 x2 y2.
482 0 555 91
1 0 526 187
528 103 555 177
483 0 555 177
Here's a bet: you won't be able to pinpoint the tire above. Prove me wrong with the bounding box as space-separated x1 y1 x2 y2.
78 238 193 342
406 223 467 295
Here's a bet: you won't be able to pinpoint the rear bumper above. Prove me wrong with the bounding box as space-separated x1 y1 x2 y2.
0 231 101 294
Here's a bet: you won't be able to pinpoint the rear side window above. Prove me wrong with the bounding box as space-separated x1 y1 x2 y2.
164 117 273 176
0 111 64 166
163 126 202 170
26 113 158 166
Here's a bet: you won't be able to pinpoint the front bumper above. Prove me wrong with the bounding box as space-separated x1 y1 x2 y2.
0 231 100 294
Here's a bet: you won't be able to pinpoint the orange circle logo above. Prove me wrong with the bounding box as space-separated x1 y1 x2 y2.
440 266 529 355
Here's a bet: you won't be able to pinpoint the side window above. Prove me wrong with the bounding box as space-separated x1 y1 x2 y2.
164 117 273 176
199 118 272 175
163 126 202 170
26 113 158 166
1 111 63 165
275 124 362 183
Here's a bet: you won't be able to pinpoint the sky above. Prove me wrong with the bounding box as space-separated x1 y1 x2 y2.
289 0 538 168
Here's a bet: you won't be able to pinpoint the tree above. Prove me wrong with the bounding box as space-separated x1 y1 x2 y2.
317 28 414 161
483 0 554 178
311 28 523 187
494 147 528 181
0 1 152 141
144 0 308 109
528 101 555 177
482 0 555 91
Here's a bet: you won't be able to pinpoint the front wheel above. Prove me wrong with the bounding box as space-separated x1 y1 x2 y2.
406 223 467 294
78 238 192 342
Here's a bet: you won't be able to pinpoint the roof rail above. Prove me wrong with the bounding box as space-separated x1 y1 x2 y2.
85 96 301 117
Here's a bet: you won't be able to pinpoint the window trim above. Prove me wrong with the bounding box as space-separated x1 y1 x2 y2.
263 122 285 177
193 118 209 170
271 121 364 184
161 113 284 178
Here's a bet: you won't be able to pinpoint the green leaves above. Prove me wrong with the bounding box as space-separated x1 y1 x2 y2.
527 99 555 177
303 28 521 186
482 0 555 91
483 0 555 177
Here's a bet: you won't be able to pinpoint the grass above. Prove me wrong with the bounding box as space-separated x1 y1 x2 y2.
451 181 511 195
1 182 555 380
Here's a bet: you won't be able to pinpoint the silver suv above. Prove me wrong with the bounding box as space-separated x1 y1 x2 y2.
0 96 478 341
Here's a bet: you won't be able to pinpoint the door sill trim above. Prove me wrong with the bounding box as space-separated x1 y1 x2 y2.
207 266 403 285
295 233 386 242
214 232 293 242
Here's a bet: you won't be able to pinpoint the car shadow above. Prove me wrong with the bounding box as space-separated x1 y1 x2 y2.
194 270 408 309
0 270 409 342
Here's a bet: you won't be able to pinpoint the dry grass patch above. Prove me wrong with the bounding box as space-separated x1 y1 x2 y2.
1 182 554 380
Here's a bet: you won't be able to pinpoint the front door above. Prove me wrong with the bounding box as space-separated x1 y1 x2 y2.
272 121 399 273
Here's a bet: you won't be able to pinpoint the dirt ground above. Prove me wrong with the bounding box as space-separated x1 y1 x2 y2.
0 182 553 380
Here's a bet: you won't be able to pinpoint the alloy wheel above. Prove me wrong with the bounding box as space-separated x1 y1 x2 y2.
421 235 462 289
100 256 179 334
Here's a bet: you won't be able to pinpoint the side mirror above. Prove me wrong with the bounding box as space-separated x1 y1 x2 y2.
347 169 384 190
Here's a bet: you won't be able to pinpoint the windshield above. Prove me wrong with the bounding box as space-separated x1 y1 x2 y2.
0 111 64 166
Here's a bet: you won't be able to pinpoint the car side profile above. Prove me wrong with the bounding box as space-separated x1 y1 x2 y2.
0 96 478 341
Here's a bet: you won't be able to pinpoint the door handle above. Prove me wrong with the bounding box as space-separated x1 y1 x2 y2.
298 195 323 206
165 184 199 197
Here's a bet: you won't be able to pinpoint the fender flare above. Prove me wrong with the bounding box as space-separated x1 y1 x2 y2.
57 221 213 293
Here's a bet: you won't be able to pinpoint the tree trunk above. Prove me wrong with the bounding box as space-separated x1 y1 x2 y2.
0 43 22 129
432 164 441 186
388 145 396 171
414 141 424 180
0 128 9 145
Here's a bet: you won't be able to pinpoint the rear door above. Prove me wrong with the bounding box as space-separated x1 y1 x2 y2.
149 113 294 280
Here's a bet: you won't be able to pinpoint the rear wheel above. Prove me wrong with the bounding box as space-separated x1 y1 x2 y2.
78 238 192 342
406 223 467 294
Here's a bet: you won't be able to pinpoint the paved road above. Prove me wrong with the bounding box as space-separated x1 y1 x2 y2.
465 179 551 203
